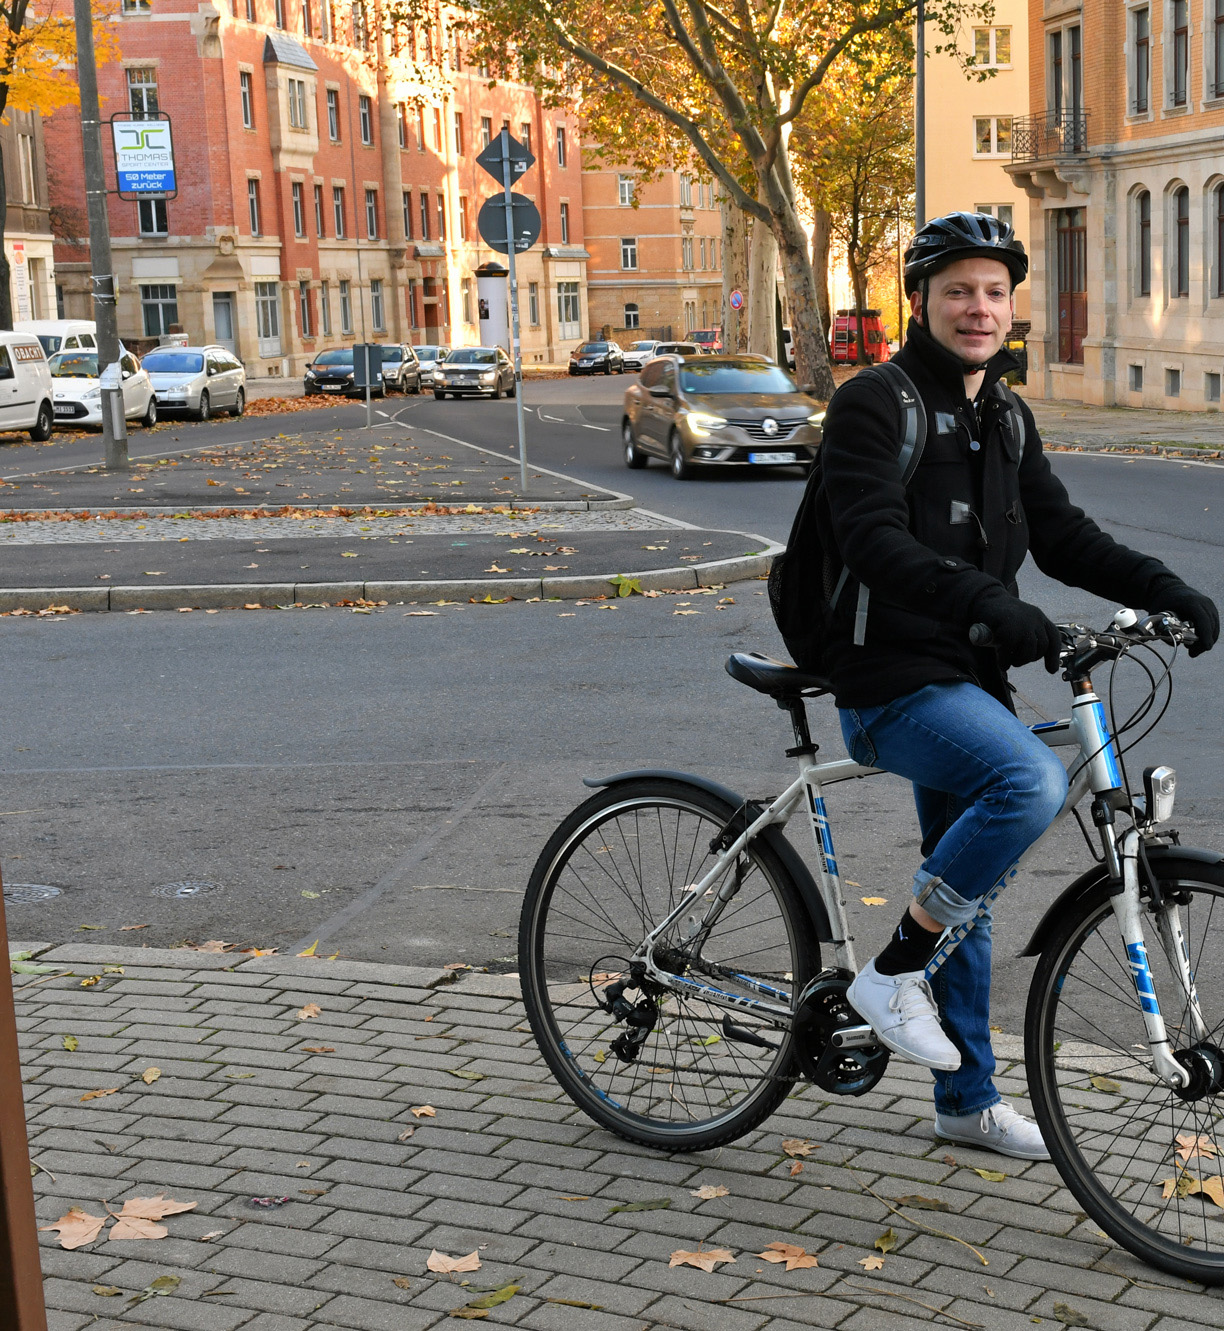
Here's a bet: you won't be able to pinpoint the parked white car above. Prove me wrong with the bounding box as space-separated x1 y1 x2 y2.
0 330 54 440
141 345 246 420
14 319 98 357
49 347 158 429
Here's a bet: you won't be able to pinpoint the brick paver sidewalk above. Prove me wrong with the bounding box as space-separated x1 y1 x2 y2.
14 945 1222 1331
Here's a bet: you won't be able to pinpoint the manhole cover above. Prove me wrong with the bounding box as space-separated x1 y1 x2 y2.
3 883 62 904
153 881 223 899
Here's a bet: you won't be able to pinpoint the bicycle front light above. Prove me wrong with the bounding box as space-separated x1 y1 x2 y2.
1142 765 1177 824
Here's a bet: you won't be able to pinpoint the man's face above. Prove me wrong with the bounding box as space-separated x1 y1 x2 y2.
910 256 1014 364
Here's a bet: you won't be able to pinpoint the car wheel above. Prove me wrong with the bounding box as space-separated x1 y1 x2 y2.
231 388 245 419
28 400 53 442
142 395 158 428
411 375 421 395
507 377 516 398
434 390 446 400
669 429 694 480
196 390 211 422
622 419 647 469
604 361 612 375
494 379 506 400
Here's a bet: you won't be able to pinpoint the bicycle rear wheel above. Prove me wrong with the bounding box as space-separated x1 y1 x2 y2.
519 778 819 1150
1027 857 1224 1283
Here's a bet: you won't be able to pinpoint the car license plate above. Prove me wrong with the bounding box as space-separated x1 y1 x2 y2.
323 383 343 391
53 405 75 417
749 451 796 464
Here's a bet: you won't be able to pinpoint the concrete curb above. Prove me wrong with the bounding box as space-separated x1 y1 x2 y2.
0 540 782 612
0 497 635 517
1045 441 1224 462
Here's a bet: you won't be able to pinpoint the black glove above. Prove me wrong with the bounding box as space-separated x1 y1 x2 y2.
971 589 1062 673
1146 577 1219 657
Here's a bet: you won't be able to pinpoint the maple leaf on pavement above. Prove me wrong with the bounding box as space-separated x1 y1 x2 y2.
756 1241 819 1270
39 1208 106 1249
668 1247 735 1272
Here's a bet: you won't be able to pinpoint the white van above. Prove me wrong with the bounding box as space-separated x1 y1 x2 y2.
13 319 97 358
0 330 54 440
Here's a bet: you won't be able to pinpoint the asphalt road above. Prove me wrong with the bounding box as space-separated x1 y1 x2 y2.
2 379 1222 1045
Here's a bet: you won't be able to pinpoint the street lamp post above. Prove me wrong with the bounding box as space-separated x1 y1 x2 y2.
915 0 926 228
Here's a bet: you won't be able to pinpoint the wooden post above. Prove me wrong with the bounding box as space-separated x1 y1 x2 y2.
0 868 48 1331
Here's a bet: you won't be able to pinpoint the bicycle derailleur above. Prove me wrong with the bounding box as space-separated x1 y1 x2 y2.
791 968 891 1096
595 962 661 1064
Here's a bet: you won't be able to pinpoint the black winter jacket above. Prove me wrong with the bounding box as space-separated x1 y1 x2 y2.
820 318 1173 709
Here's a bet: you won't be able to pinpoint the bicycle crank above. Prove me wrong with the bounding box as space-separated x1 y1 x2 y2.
791 968 890 1095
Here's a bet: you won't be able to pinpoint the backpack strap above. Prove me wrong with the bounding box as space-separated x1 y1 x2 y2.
842 361 928 645
990 379 1027 464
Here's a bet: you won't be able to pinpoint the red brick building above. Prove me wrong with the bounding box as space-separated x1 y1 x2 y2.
48 0 588 374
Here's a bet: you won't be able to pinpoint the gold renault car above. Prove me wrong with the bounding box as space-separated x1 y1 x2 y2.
621 354 824 479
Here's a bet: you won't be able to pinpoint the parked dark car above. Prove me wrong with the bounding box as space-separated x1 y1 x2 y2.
303 348 385 398
568 341 624 375
432 346 516 399
621 354 824 479
379 344 423 393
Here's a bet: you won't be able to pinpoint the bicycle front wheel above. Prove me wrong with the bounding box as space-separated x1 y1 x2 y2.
519 778 819 1151
1027 857 1224 1283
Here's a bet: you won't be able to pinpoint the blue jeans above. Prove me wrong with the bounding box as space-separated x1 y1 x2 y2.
839 682 1068 1117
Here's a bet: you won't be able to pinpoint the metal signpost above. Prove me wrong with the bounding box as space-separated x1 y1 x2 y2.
475 130 539 493
352 343 379 428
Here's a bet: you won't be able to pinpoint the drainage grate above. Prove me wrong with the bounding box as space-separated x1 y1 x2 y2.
152 881 224 899
3 883 63 904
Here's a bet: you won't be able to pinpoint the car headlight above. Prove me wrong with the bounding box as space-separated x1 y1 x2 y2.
807 411 826 426
433 370 445 381
83 386 101 400
305 369 317 380
686 412 727 436
480 371 496 382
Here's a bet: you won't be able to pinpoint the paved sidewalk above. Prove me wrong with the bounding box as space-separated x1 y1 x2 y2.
14 944 1223 1331
1023 398 1223 458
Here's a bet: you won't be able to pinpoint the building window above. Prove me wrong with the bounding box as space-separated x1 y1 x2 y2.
528 281 539 325
1055 206 1087 364
458 196 468 241
436 194 446 240
122 0 152 12
255 281 280 340
559 202 570 244
1051 31 1063 114
684 300 696 332
359 94 373 144
370 278 384 331
339 279 352 333
365 189 378 238
419 193 430 239
314 184 325 236
973 26 1011 66
140 283 178 336
245 0 254 19
556 124 566 166
453 111 463 155
274 0 284 27
320 280 331 335
480 115 492 149
127 67 159 118
299 281 312 336
557 280 579 336
624 302 639 330
1207 372 1222 402
397 103 407 149
974 203 1014 227
138 196 168 236
679 174 692 207
416 106 426 151
973 116 1012 156
248 179 261 235
1215 184 1224 296
1166 367 1182 397
332 186 345 237
1214 0 1224 97
520 121 532 152
682 236 694 269
240 71 254 128
1172 0 1189 106
407 277 419 329
699 238 707 269
433 108 443 152
302 0 312 37
16 135 35 203
461 278 472 324
1137 189 1151 296
621 236 637 269
402 190 413 239
1133 7 1150 112
618 174 634 206
352 0 368 48
320 0 329 39
327 89 340 140
1174 185 1190 295
292 182 306 236
1129 363 1144 391
288 79 308 129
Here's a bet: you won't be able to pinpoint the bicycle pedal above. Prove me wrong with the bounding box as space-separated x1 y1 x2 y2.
792 968 891 1096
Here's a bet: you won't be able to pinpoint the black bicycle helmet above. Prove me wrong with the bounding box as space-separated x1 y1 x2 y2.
903 211 1028 295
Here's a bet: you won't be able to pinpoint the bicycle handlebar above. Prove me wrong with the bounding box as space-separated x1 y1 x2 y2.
968 612 1197 659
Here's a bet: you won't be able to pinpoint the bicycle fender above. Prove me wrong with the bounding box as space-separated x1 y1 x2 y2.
583 769 833 943
1019 845 1224 957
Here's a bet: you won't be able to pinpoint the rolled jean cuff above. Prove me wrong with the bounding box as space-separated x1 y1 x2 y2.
913 870 981 927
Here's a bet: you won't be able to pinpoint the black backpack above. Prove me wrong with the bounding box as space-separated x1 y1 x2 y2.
768 361 1026 674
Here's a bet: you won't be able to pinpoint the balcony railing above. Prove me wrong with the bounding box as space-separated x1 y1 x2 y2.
1010 111 1090 162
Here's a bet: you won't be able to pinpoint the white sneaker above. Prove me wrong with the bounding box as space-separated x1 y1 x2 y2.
935 1101 1051 1161
845 959 961 1072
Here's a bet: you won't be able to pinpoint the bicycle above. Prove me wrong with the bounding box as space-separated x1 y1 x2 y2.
518 611 1224 1283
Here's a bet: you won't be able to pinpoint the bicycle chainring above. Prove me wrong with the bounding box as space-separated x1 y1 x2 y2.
791 968 890 1095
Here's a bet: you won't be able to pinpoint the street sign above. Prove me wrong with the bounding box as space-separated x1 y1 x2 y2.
477 194 542 254
111 116 176 195
476 130 535 184
729 289 744 310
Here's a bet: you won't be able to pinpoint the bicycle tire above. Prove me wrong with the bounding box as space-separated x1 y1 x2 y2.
1027 856 1224 1283
519 778 820 1151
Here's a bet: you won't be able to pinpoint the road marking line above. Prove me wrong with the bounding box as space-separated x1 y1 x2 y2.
581 424 611 432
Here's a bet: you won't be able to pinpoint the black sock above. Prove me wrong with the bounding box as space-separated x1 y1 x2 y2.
874 912 944 976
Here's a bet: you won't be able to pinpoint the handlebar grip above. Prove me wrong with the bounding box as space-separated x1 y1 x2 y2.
969 622 994 647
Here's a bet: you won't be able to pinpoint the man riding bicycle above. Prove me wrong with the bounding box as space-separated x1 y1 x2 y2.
822 211 1220 1159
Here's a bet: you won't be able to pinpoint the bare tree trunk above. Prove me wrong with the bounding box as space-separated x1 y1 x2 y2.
812 209 831 336
0 136 11 330
747 211 777 360
720 193 748 353
848 246 869 364
776 205 835 398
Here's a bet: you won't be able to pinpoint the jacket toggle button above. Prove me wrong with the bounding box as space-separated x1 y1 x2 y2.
969 439 982 452
924 583 937 594
942 558 958 568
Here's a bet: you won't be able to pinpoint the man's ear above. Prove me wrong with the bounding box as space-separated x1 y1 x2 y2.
908 289 923 321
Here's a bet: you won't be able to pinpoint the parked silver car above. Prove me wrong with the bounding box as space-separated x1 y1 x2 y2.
142 345 246 420
379 344 422 393
432 347 516 399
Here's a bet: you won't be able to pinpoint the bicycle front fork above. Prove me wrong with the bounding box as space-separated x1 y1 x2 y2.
1110 827 1205 1090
